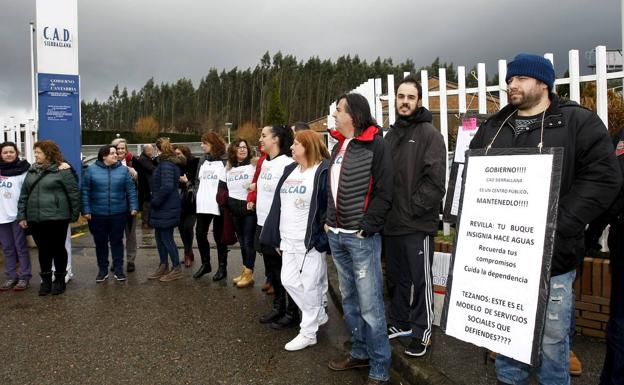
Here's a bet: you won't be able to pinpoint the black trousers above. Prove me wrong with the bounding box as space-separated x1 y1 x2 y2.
178 211 196 254
196 213 228 266
255 225 298 316
30 220 70 274
384 232 434 344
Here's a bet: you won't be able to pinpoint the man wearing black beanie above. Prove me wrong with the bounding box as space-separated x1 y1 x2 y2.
470 53 622 385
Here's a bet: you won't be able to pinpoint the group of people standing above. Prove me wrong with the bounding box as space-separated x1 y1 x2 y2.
1 52 623 385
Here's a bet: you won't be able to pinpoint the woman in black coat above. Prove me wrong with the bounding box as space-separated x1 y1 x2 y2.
148 138 184 282
174 144 199 268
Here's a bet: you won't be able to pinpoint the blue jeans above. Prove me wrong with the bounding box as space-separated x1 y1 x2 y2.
496 270 576 385
328 232 391 382
88 214 127 275
155 227 180 267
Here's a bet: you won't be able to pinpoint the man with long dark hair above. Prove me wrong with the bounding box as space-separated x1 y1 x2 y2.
326 93 393 385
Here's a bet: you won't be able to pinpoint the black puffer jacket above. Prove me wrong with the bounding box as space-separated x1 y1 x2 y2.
384 107 447 235
326 125 393 234
470 94 622 276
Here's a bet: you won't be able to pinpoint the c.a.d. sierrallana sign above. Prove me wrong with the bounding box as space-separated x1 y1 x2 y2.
442 148 562 366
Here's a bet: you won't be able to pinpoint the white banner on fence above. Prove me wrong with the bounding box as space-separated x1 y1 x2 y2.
36 0 79 75
444 153 555 365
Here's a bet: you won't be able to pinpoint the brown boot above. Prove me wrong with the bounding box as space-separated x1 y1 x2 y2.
232 268 246 285
236 268 255 288
159 265 183 282
570 351 582 376
147 264 168 280
266 283 274 295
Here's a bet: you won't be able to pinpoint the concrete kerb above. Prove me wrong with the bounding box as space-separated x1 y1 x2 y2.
325 254 456 385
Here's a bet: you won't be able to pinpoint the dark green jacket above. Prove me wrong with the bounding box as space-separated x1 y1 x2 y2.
17 163 80 223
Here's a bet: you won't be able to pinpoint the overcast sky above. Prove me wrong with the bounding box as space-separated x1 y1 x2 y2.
1 0 621 119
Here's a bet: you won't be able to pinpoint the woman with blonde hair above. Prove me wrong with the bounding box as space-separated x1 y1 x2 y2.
261 130 330 350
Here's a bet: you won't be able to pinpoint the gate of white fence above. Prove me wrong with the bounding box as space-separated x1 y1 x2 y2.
0 117 37 162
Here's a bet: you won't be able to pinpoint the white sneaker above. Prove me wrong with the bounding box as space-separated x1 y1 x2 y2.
318 312 329 327
65 272 73 283
284 334 317 351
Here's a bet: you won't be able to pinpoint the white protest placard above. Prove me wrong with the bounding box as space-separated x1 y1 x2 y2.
443 150 561 365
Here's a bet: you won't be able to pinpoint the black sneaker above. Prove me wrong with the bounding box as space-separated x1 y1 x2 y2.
114 273 127 281
387 324 412 339
96 272 109 283
405 338 427 357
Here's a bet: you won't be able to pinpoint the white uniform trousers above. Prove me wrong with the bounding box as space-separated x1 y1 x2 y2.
281 239 328 339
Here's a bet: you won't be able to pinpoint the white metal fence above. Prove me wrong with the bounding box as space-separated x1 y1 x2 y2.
0 117 37 162
328 45 624 152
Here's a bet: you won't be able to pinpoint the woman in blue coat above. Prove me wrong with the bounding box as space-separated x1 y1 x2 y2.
82 145 138 282
148 138 184 282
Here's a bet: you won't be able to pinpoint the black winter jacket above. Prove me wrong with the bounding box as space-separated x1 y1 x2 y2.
326 125 393 234
260 159 330 253
384 107 447 235
470 94 622 276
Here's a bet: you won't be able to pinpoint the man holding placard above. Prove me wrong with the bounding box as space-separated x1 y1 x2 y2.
469 54 621 385
383 76 446 357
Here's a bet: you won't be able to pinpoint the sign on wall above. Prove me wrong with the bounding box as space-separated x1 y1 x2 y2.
442 148 562 365
36 0 81 175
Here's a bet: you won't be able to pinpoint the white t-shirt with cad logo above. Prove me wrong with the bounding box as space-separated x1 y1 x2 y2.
196 159 226 215
256 154 294 226
279 163 318 243
0 173 26 223
226 164 255 201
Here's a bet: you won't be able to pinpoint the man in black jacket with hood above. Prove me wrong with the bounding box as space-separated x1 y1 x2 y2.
470 53 621 385
383 77 447 357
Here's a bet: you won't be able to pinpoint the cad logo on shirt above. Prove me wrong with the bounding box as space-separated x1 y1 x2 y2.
0 180 13 189
280 185 307 194
228 173 249 182
334 155 343 165
201 170 218 180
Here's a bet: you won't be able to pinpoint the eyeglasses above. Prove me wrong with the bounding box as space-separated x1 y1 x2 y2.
237 146 248 149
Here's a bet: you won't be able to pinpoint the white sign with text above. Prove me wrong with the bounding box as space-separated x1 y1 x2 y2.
37 0 79 75
445 153 554 365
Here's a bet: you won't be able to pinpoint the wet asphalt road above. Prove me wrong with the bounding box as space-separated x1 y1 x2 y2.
0 228 369 385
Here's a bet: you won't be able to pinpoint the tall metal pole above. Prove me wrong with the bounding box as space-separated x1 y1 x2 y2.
30 22 36 120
